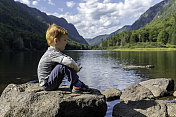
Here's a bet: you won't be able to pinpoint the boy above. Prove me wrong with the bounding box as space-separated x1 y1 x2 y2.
37 24 92 93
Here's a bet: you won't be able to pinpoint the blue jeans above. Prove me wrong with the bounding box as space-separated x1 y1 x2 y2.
43 64 79 91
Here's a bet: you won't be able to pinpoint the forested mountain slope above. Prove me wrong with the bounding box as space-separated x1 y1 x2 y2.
0 0 88 51
100 0 176 48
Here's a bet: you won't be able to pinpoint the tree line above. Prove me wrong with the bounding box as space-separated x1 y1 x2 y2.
100 13 176 48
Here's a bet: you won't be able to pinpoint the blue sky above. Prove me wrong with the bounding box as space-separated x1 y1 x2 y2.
14 0 163 38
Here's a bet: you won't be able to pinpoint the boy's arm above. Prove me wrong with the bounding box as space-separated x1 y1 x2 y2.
61 56 81 72
52 56 81 72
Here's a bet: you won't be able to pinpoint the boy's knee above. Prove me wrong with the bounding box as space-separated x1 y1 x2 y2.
54 64 64 70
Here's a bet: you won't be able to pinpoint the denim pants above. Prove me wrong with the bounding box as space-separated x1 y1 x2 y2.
43 64 79 91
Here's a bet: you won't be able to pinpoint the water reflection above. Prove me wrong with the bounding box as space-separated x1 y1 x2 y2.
0 51 43 93
1 50 175 93
64 51 147 91
0 50 176 117
0 50 176 93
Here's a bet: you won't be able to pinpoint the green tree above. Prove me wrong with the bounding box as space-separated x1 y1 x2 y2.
130 32 138 43
140 29 149 42
149 28 159 42
170 28 176 45
157 30 169 44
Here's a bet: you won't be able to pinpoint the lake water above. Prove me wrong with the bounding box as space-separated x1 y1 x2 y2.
0 50 176 117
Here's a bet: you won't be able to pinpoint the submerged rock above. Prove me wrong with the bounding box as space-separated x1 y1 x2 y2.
101 88 122 101
0 83 107 117
113 65 155 69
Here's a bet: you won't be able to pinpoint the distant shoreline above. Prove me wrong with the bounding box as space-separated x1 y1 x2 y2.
111 48 176 51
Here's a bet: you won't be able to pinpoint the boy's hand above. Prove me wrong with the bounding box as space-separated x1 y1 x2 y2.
78 64 82 72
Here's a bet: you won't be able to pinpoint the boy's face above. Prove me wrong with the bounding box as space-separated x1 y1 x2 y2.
55 35 67 51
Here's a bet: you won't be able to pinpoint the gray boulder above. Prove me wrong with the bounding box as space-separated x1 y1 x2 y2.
113 78 176 117
139 78 174 97
173 91 176 97
120 83 155 102
113 100 169 117
101 88 122 101
0 83 107 117
167 102 176 117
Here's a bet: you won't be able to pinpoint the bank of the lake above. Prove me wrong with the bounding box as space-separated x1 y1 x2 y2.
112 48 176 51
96 42 176 51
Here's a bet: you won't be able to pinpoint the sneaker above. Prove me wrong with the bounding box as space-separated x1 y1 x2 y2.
72 85 92 94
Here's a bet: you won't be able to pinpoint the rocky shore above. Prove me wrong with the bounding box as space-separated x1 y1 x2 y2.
0 78 176 117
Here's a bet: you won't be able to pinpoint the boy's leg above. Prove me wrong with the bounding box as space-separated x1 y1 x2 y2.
43 64 79 91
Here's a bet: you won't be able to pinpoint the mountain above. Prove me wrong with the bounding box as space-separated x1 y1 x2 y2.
130 0 171 30
109 25 131 38
153 0 176 21
86 34 109 46
0 0 87 51
100 0 176 48
109 0 172 36
48 16 87 44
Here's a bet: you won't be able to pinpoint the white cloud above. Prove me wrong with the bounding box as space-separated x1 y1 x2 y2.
48 0 55 6
44 0 163 38
103 0 111 3
32 1 38 5
58 8 64 12
14 0 30 6
66 1 76 8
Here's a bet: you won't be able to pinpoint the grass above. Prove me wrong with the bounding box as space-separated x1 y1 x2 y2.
112 48 176 51
100 42 176 51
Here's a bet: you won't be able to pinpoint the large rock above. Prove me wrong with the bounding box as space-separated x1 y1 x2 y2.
113 78 176 117
0 83 107 117
173 91 176 97
167 103 176 117
120 83 155 102
120 78 174 103
113 100 170 117
139 78 174 97
101 88 122 101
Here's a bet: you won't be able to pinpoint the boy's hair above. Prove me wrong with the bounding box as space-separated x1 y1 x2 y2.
46 24 68 46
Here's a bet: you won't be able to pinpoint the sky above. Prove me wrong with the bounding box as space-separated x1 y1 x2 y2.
14 0 163 39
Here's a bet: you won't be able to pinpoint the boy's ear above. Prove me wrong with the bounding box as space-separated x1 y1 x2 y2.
53 38 57 44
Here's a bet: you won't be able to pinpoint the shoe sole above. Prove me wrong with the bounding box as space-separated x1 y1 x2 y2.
72 90 92 94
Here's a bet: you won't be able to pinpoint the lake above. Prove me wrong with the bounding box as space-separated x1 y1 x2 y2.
0 50 176 117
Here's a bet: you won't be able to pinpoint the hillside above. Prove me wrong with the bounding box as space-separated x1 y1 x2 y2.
109 0 171 37
130 0 171 30
79 0 171 46
100 0 176 48
153 0 176 21
86 34 109 46
109 25 131 38
0 0 88 51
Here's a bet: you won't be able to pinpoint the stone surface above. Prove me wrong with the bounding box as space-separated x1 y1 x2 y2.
101 88 122 101
167 103 176 117
173 91 176 97
113 65 154 69
0 83 107 117
120 83 155 102
139 78 174 97
113 100 169 117
113 78 176 117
